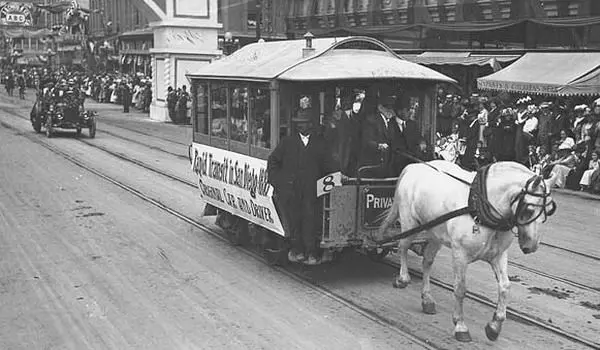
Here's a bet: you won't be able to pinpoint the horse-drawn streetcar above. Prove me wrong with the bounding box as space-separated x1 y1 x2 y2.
187 35 455 262
187 35 559 343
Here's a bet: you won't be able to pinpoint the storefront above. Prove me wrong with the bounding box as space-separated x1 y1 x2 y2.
119 27 153 76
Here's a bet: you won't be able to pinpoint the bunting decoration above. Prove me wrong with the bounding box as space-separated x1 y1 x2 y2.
34 1 73 14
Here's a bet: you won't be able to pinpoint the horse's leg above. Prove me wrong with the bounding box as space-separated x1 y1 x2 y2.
421 240 441 314
393 238 412 288
485 251 510 341
452 250 471 342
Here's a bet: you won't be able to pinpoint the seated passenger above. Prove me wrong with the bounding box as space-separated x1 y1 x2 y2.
390 102 420 176
358 93 396 178
267 113 338 265
324 94 364 177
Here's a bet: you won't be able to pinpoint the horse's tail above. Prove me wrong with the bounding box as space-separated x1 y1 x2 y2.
378 187 401 239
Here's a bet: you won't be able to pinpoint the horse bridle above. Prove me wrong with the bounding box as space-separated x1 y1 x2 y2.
510 175 557 227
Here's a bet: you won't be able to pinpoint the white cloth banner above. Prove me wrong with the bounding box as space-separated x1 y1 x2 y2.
190 143 284 236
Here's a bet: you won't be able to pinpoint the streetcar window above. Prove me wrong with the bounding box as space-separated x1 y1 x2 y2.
194 83 209 135
250 86 271 149
210 83 228 140
229 86 249 144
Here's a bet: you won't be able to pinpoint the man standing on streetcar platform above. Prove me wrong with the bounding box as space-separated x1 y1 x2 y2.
267 109 338 265
358 91 397 178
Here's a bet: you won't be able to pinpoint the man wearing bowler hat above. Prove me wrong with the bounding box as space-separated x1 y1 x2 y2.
267 109 338 265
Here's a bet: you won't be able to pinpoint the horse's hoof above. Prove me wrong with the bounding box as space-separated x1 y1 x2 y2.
422 302 436 315
485 324 500 341
393 279 409 289
455 331 472 342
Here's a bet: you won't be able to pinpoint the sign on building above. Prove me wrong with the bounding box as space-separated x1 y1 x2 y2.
0 2 34 26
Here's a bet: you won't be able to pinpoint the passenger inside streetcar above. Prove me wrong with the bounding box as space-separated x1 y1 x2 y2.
322 88 366 177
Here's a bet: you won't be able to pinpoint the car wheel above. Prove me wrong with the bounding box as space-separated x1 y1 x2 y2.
89 117 96 139
45 118 53 138
32 115 42 133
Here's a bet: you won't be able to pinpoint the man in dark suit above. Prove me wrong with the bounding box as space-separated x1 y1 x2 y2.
267 112 338 265
358 94 397 178
390 103 420 176
324 93 365 177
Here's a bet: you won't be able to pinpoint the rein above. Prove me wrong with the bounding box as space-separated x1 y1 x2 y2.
372 152 556 247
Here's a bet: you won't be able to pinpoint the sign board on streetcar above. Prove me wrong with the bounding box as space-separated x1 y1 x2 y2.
362 186 396 229
190 143 285 236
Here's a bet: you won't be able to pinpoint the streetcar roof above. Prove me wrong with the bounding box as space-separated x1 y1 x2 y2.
278 49 455 82
187 36 456 84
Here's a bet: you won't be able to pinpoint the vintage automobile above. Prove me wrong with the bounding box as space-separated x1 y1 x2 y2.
31 101 97 138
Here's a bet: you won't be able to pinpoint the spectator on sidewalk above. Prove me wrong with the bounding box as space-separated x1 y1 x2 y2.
142 83 152 113
176 85 190 124
120 82 131 113
580 150 599 191
167 86 177 122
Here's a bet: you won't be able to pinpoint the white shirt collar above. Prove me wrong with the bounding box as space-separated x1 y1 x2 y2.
299 133 310 146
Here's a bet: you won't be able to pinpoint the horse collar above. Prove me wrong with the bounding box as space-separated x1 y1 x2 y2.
468 165 515 231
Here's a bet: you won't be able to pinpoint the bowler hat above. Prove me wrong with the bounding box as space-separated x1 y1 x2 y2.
379 93 397 107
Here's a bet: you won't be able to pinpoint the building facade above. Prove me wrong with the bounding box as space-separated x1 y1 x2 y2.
285 0 600 50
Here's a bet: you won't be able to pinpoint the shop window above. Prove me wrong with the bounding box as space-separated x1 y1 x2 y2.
195 83 209 134
210 83 228 140
229 86 249 144
250 86 271 149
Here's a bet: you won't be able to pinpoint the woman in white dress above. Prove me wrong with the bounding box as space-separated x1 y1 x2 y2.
580 151 599 190
546 146 579 189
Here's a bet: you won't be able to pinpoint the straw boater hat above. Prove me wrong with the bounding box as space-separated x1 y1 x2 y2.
516 96 532 105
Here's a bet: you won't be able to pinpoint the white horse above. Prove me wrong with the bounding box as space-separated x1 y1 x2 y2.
375 160 555 342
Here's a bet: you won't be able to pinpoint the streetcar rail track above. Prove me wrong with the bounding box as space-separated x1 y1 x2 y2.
22 108 600 263
2 109 600 349
0 120 441 350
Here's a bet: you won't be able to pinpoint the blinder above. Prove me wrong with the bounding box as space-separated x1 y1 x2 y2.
512 174 557 226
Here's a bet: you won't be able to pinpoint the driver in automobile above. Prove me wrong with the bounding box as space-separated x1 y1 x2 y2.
63 78 82 120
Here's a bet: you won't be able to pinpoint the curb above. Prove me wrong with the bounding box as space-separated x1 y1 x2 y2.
553 188 600 201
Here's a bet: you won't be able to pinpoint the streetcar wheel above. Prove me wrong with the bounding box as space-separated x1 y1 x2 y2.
367 248 391 262
89 117 96 138
263 235 287 266
226 219 249 246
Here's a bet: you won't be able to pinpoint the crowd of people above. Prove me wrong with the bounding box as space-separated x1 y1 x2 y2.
435 91 600 193
2 66 155 115
83 72 153 114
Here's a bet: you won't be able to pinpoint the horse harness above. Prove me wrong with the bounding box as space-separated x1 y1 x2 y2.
375 158 557 247
468 164 556 230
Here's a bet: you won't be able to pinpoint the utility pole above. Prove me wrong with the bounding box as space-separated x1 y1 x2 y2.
255 0 261 41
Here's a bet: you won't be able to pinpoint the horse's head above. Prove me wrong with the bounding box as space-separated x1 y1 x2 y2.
512 172 556 254
486 162 556 254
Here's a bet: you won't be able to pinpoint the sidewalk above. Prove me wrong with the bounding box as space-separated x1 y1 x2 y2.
5 90 600 202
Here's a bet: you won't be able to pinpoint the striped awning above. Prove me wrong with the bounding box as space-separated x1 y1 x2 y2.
478 52 600 96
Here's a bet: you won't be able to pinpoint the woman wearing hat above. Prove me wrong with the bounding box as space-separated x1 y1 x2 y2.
545 142 580 189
